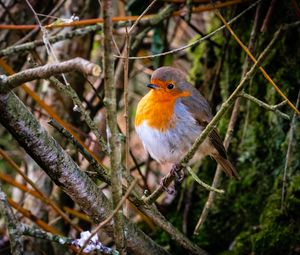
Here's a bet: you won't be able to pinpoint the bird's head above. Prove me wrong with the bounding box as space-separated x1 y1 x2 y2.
147 67 191 100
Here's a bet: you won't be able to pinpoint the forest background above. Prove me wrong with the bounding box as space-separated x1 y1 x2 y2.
0 0 299 254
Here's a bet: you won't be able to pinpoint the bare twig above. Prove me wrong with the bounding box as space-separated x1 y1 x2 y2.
186 166 225 193
128 0 157 33
240 92 290 120
48 118 111 184
260 0 277 32
78 178 138 255
115 0 262 60
49 77 108 153
0 24 103 57
0 57 101 93
124 29 130 177
281 89 300 211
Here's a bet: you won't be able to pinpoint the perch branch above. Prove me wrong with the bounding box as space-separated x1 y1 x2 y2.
0 57 101 93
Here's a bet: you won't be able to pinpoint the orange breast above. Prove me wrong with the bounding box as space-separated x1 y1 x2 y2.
135 91 177 132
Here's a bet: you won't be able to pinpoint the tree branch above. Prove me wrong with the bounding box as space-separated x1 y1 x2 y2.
103 0 126 254
0 57 101 93
240 92 290 120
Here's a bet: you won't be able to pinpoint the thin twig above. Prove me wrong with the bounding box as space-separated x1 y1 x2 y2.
240 92 290 120
25 0 69 85
0 24 103 57
281 89 300 211
186 166 225 193
128 0 157 33
48 118 111 184
49 77 108 153
124 28 130 177
78 178 138 255
260 0 277 32
114 0 262 60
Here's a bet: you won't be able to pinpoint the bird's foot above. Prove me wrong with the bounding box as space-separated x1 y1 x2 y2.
160 177 175 195
170 164 185 183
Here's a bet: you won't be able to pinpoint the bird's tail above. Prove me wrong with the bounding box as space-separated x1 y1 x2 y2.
212 155 240 180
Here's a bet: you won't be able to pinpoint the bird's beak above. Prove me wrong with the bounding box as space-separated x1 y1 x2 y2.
147 83 158 89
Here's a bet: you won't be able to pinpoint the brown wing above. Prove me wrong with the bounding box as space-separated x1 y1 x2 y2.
209 129 227 159
180 82 239 179
180 82 213 125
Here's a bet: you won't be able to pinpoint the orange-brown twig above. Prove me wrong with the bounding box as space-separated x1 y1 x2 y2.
0 149 82 232
0 172 43 200
63 207 92 223
8 198 62 235
0 172 92 225
0 0 250 31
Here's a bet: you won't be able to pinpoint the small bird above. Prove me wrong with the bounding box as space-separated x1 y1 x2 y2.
135 66 239 179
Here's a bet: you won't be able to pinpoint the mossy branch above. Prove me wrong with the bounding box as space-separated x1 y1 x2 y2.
240 92 290 120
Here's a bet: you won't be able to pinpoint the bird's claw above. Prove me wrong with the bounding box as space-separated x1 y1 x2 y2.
160 177 175 195
170 164 185 183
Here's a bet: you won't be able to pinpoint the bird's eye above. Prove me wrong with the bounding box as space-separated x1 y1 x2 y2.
167 84 174 89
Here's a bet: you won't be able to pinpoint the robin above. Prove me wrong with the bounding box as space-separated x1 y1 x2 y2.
135 66 239 179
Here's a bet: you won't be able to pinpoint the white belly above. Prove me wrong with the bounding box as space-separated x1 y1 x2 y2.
135 103 213 164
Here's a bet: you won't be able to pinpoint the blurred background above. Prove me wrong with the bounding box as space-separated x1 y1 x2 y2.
0 0 299 254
